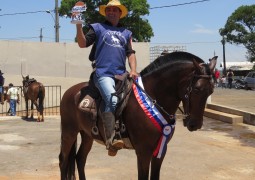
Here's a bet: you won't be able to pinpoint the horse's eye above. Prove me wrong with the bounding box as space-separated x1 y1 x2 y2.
193 87 200 94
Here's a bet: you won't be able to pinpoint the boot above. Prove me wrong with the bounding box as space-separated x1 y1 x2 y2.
101 112 124 156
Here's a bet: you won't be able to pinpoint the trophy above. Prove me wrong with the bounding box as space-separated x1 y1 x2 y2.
71 1 87 24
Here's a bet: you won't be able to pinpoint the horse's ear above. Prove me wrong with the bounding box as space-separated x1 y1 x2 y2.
192 58 202 74
209 56 217 72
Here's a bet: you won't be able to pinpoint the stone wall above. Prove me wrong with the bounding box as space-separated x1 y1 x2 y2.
0 40 150 79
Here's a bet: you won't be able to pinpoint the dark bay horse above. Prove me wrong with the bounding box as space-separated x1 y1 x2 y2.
22 76 45 122
59 51 217 180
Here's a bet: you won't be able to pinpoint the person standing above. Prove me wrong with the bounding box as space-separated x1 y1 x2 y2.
214 68 220 87
0 70 5 104
7 83 20 116
74 0 139 156
227 69 234 89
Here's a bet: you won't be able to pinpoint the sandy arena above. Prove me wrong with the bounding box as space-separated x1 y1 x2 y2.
0 76 254 180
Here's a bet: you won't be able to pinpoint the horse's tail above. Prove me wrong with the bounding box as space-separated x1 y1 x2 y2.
38 85 44 111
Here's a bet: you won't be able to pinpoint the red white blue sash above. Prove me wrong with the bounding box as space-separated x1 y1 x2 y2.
133 76 175 159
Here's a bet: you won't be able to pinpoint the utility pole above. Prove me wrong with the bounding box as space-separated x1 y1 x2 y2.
40 28 43 42
221 36 227 75
55 0 60 42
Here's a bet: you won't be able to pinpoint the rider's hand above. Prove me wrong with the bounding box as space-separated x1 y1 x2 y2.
129 71 139 80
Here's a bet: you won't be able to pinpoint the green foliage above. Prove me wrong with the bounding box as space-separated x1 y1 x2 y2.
219 5 255 62
59 0 154 42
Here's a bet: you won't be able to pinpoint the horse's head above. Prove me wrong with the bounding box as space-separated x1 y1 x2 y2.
22 75 29 86
180 56 217 131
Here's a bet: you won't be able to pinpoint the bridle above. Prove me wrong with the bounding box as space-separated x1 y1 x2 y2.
181 73 213 119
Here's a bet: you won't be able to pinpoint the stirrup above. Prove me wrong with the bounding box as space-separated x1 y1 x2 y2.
112 139 124 149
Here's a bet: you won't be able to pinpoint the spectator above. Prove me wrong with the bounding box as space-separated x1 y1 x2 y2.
7 83 20 116
214 68 220 87
220 75 227 89
0 70 5 104
227 69 234 89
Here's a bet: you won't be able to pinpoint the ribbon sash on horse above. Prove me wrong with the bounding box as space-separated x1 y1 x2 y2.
133 76 175 158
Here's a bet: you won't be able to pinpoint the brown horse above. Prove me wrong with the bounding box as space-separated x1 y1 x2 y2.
22 76 45 122
59 51 217 180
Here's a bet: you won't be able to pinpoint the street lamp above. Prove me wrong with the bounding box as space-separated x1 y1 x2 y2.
46 10 60 42
221 36 227 75
46 0 60 42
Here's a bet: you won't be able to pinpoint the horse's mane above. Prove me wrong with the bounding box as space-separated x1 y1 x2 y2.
140 51 204 76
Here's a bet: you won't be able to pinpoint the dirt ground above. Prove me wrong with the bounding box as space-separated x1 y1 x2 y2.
0 114 255 180
0 84 254 180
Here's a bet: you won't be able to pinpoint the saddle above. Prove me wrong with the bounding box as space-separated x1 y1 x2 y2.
24 78 37 87
75 72 134 148
23 78 37 93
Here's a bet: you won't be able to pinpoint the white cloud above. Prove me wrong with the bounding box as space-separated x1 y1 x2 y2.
190 24 216 34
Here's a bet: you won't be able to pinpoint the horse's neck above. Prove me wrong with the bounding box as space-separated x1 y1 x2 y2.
141 75 180 114
141 65 194 114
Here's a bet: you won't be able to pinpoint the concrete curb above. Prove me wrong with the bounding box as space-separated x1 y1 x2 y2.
205 103 255 125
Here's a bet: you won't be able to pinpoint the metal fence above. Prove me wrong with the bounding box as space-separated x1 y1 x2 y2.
0 85 61 117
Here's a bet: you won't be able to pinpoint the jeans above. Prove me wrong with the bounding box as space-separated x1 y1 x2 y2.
93 74 118 113
0 86 3 94
9 99 17 115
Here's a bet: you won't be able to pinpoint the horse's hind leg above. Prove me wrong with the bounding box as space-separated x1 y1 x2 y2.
59 130 78 180
76 131 93 180
150 155 165 180
40 110 44 122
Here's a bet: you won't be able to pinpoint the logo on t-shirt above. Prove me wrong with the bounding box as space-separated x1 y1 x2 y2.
103 31 126 48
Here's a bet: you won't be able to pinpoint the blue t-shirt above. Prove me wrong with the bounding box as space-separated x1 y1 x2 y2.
90 23 132 77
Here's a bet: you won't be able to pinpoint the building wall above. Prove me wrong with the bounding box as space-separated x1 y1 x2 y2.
0 40 150 79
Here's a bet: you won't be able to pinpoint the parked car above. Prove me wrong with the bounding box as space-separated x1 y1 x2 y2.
234 71 255 90
244 71 255 90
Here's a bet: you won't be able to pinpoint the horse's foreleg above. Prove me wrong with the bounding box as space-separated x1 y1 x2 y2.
150 154 165 180
76 131 93 180
136 151 151 180
30 102 34 120
25 100 29 119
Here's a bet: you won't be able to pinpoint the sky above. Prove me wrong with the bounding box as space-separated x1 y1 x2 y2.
0 0 254 69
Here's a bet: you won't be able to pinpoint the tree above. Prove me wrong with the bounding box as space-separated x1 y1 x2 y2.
59 0 154 42
219 5 255 62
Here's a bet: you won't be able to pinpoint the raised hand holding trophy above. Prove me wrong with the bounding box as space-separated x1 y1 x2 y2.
71 1 87 24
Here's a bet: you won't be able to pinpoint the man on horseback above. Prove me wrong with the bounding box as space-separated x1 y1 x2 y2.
75 0 139 156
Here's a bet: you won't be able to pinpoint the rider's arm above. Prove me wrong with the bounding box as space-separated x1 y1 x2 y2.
127 37 138 78
76 25 96 48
